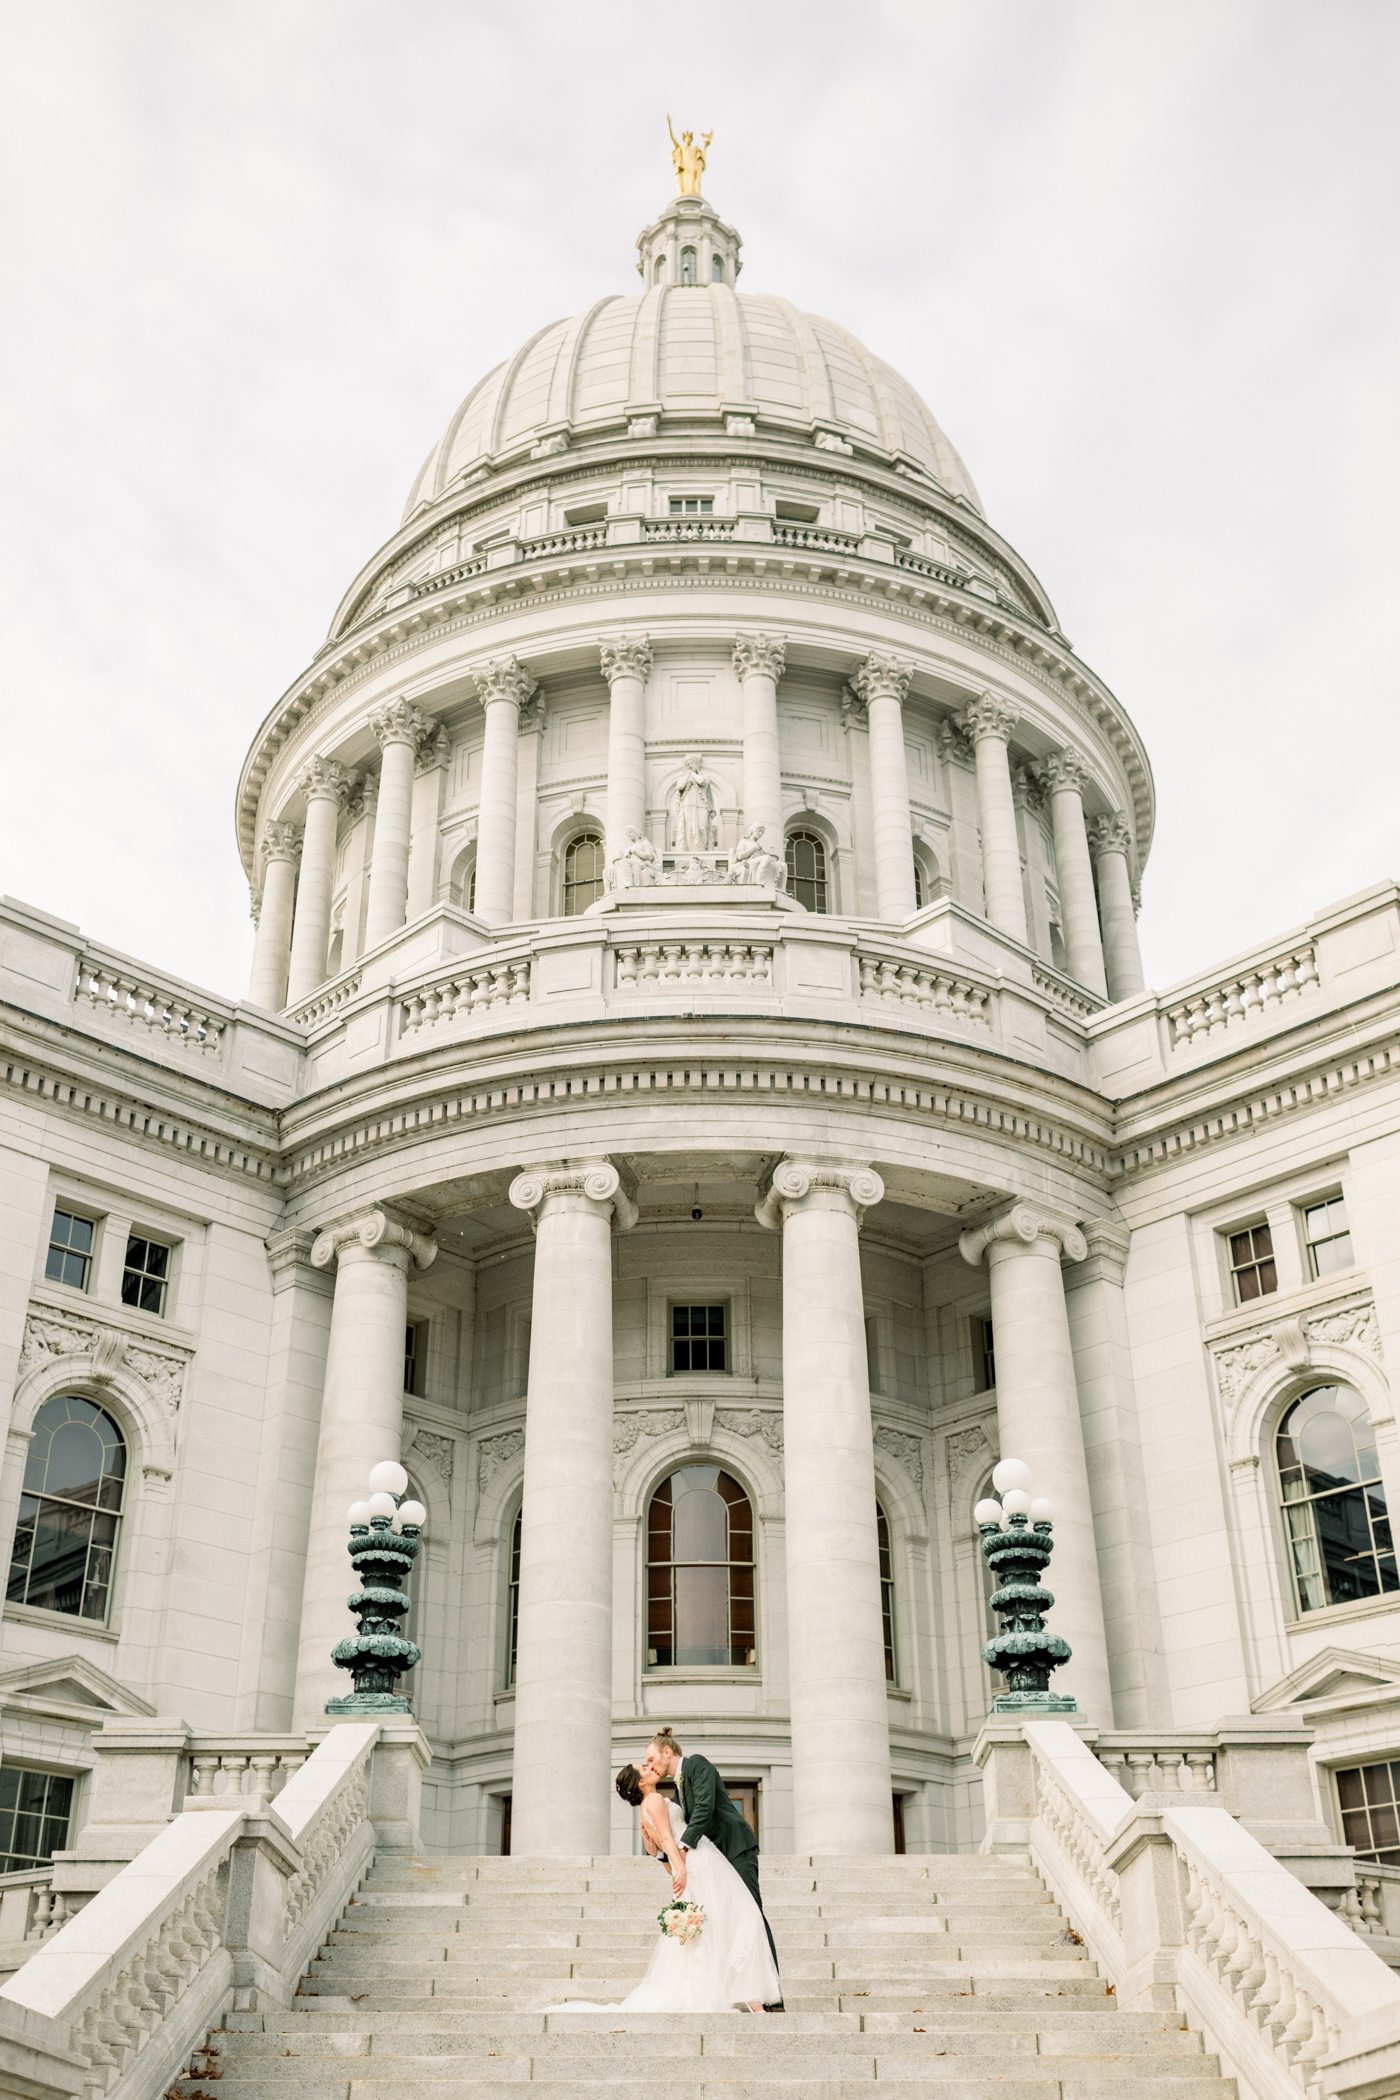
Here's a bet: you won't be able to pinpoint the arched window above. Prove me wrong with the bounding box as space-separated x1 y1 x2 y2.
562 832 605 916
711 254 725 283
785 830 830 914
466 860 477 914
647 1465 755 1667
506 1505 522 1686
876 1502 896 1682
911 859 925 911
1276 1385 1398 1613
653 255 667 285
7 1397 126 1622
680 246 697 286
449 850 477 915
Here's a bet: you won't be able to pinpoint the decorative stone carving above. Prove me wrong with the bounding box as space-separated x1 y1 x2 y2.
259 819 301 868
346 771 377 823
474 655 538 713
732 634 787 683
874 1425 924 1489
310 1207 438 1273
19 1305 191 1415
1012 764 1045 813
958 1201 1087 1269
477 1428 524 1500
935 717 973 765
755 1159 885 1231
509 1160 638 1233
947 1424 993 1477
613 1408 685 1455
851 653 912 710
1037 750 1091 798
369 699 427 750
1213 1335 1289 1407
517 686 548 735
1212 1296 1384 1408
668 754 721 853
1311 1301 1383 1356
599 636 653 685
406 1428 455 1491
715 1407 783 1452
732 823 786 888
606 829 660 891
839 684 868 732
957 693 1018 745
1087 812 1133 861
414 724 451 774
296 755 350 806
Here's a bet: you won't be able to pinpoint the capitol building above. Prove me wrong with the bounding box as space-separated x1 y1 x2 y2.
3 167 1400 1897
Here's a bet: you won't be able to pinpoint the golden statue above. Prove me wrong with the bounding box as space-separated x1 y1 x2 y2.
667 115 712 197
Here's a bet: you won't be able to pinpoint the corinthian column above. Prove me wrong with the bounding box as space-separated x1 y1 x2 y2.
733 633 787 845
1088 813 1146 1002
248 820 300 1012
852 654 916 922
757 1159 893 1853
363 701 426 950
959 1202 1113 1719
473 657 537 926
1037 751 1108 997
508 1160 637 1854
958 694 1028 944
286 757 349 1007
294 1206 437 1721
599 636 652 863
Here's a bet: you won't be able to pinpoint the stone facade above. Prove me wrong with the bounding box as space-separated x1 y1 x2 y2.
2 191 1399 1874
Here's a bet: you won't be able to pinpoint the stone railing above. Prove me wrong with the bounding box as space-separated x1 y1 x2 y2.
0 1871 70 1968
0 1720 412 2100
979 1718 1400 2100
1094 1732 1221 1797
1352 1861 1400 1965
772 522 860 554
183 1739 311 1810
641 517 735 543
1032 962 1102 1021
399 957 531 1034
412 555 487 596
285 969 363 1029
519 524 607 560
74 953 228 1051
1165 945 1320 1048
856 951 992 1025
615 939 774 990
894 547 970 588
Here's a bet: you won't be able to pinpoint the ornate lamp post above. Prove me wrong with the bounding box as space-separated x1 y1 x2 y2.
325 1459 427 1715
974 1457 1076 1714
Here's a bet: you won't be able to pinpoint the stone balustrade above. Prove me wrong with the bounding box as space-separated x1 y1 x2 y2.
398 957 531 1033
1351 1862 1400 1966
285 970 363 1029
0 1873 71 1971
518 524 607 560
1094 1734 1220 1797
1165 944 1320 1047
615 938 774 990
771 521 860 553
856 950 991 1023
183 1739 310 1811
74 954 228 1050
641 516 735 542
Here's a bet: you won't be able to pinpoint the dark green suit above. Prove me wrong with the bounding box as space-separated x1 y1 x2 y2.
677 1754 781 1994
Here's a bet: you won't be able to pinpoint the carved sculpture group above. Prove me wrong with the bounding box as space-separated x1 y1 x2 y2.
605 753 788 894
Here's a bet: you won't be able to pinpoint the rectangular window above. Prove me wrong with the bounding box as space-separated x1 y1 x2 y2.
864 1316 881 1392
667 496 713 516
671 1304 727 1373
45 1208 95 1292
1336 1759 1400 1865
404 1321 426 1398
972 1314 996 1393
120 1234 171 1317
1303 1195 1353 1280
1227 1222 1277 1305
0 1767 75 1874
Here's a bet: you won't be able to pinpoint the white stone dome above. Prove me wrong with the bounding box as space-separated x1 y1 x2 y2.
403 284 983 519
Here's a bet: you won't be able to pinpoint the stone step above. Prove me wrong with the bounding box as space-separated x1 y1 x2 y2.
311 1956 1095 1986
175 2076 1233 2100
220 2026 1204 2062
194 2045 1226 2082
240 2007 1187 2040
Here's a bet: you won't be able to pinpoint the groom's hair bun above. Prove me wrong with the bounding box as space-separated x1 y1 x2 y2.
615 1763 643 1806
650 1726 682 1752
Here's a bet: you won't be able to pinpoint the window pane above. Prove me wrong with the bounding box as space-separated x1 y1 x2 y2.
674 1566 728 1663
674 1482 727 1563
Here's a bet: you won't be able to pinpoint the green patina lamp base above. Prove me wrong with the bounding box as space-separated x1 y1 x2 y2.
325 1692 415 1715
990 1691 1079 1714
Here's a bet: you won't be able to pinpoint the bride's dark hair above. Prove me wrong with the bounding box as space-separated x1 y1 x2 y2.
615 1762 644 1806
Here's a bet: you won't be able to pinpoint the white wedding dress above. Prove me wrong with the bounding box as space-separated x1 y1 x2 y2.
543 1799 781 2013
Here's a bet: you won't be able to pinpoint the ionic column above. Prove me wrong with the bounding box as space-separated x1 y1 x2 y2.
1088 813 1146 1002
757 1159 893 1853
286 757 349 1007
1038 752 1108 997
247 820 300 1012
363 701 426 950
958 694 1029 945
733 633 787 845
294 1206 437 1721
959 1203 1113 1719
473 657 537 926
508 1160 637 1854
852 654 916 922
600 636 653 862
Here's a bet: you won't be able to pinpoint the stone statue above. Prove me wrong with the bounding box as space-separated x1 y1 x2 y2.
607 828 659 891
733 822 786 889
668 754 720 853
667 116 712 198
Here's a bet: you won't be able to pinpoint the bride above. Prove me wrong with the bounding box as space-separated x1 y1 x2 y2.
542 1760 782 2014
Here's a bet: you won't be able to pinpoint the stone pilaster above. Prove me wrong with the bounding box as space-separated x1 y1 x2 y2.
473 657 537 927
247 820 301 1013
958 694 1029 945
852 653 916 922
600 636 653 863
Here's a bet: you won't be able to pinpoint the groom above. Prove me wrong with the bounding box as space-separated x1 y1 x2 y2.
643 1728 783 2010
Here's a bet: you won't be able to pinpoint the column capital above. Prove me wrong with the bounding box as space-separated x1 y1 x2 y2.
958 692 1018 745
260 819 301 868
1037 749 1091 798
1088 811 1133 860
369 699 427 752
599 635 653 685
851 652 911 709
414 723 451 774
310 1206 438 1272
474 654 538 713
733 632 787 682
1064 1218 1132 1287
296 755 350 806
509 1158 638 1232
755 1157 885 1230
958 1200 1087 1269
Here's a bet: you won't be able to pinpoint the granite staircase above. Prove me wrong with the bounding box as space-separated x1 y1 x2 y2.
178 1848 1239 2098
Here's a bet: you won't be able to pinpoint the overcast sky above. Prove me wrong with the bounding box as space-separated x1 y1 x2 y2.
1 0 1395 1001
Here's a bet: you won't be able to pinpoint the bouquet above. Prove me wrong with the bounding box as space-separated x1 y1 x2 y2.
658 1896 706 1945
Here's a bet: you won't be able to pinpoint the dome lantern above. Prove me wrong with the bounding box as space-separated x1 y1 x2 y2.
635 192 743 289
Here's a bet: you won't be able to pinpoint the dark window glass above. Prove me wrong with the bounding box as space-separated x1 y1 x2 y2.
785 831 829 914
506 1507 522 1686
1336 1759 1400 1866
44 1209 94 1292
877 1503 896 1682
403 1322 426 1397
563 833 605 916
7 1397 126 1622
667 496 714 516
1304 1196 1353 1280
0 1769 75 1874
972 1315 996 1393
1277 1384 1397 1614
671 1304 727 1373
711 254 725 283
120 1234 170 1317
912 859 926 911
1228 1223 1277 1305
646 1466 755 1667
680 245 697 285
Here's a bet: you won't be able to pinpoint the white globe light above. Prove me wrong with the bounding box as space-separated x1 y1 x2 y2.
347 1500 372 1527
1001 1488 1031 1517
973 1498 1003 1526
367 1460 409 1498
390 1509 405 1533
366 1491 397 1519
1029 1497 1055 1523
398 1499 428 1529
992 1458 1032 1495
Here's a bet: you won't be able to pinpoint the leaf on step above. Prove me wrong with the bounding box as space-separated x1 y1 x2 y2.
1105 1982 1115 1995
1061 1927 1084 1945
